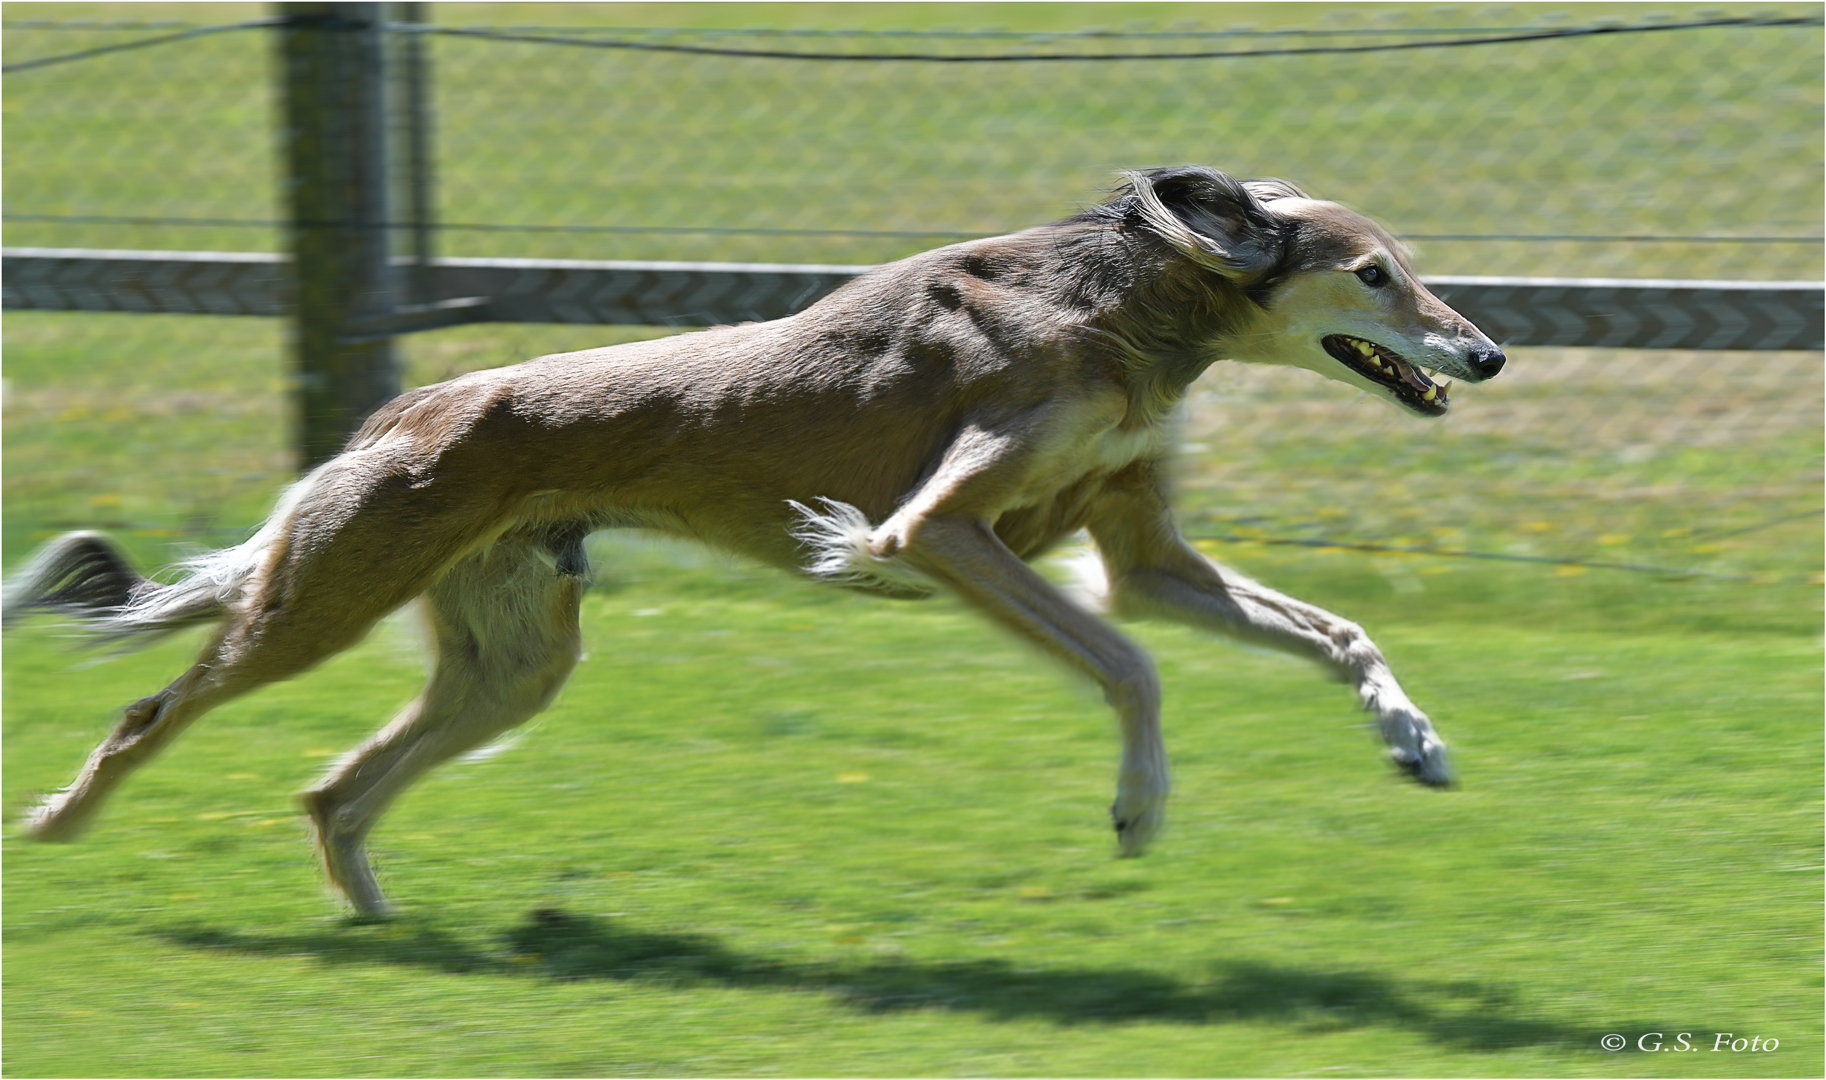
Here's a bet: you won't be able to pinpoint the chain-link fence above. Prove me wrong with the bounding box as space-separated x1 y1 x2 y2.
4 6 1821 583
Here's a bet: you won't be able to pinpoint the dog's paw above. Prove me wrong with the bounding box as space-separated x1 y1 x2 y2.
22 792 86 842
1380 706 1452 787
1110 775 1169 856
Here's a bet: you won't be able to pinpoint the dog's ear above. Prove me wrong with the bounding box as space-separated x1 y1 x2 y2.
1121 166 1288 280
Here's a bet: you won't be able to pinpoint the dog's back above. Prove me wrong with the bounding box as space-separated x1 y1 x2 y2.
336 225 1144 571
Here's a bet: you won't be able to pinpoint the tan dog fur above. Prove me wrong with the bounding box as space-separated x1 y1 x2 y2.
6 167 1504 914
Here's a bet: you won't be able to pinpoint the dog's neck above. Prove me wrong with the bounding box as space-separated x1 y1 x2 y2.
1054 226 1266 422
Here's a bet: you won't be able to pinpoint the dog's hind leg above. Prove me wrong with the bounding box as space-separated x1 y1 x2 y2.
26 507 477 843
302 534 586 915
1087 465 1451 785
25 573 424 842
24 579 399 841
25 656 252 841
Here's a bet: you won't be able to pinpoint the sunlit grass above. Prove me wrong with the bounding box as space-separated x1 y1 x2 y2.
5 533 1821 1076
4 310 1822 1076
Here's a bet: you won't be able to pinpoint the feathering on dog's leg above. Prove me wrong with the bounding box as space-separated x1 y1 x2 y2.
1264 597 1451 786
1123 559 1451 785
25 661 242 840
1089 470 1451 786
1352 664 1451 786
787 498 936 596
302 540 585 915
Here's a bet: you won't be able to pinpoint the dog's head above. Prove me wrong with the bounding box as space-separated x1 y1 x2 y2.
1113 166 1505 417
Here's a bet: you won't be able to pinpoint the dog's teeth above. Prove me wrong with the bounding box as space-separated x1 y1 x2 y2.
1423 385 1438 402
1441 380 1453 397
1357 341 1373 356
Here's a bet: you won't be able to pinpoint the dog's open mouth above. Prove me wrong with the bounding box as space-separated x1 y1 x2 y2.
1322 334 1451 416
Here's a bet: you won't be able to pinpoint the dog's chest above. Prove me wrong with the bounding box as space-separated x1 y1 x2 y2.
995 436 1163 559
1020 418 1174 503
988 399 1180 558
1081 422 1173 474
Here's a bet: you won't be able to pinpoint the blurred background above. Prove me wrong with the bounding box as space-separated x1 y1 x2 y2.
4 1 1821 586
4 8 1821 1074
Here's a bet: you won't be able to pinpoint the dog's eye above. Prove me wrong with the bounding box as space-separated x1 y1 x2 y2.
1355 265 1387 288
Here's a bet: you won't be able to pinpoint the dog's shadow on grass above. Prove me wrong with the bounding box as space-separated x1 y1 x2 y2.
159 908 1610 1050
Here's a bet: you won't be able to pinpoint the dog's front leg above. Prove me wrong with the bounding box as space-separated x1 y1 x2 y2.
794 413 1172 851
1118 559 1451 785
1088 466 1451 785
897 514 1170 852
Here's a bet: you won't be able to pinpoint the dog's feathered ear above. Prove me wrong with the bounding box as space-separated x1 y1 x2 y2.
1119 166 1290 280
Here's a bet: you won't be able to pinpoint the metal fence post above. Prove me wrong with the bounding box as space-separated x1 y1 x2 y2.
278 2 400 467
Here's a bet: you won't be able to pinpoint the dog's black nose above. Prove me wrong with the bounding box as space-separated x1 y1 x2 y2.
1470 347 1506 380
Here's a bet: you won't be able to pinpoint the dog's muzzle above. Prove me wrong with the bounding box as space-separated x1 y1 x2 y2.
1321 334 1451 416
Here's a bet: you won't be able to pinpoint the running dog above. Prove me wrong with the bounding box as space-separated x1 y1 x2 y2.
6 166 1505 914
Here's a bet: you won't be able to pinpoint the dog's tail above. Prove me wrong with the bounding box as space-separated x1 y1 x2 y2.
3 527 269 648
5 464 331 646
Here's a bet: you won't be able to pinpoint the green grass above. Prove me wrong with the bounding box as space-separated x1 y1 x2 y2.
3 311 1822 1076
5 541 1821 1076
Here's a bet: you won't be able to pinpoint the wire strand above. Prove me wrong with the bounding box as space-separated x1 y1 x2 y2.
1 18 280 74
5 13 1815 73
1193 533 1766 581
4 214 1819 247
416 15 1822 63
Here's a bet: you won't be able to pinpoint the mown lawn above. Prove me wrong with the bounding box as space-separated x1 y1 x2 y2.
4 538 1821 1077
4 314 1822 1076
